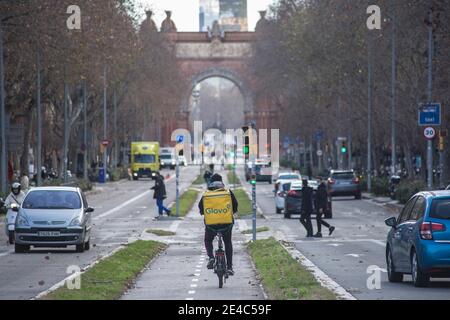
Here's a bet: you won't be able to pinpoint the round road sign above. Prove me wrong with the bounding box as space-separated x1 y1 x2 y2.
424 127 436 140
316 150 323 157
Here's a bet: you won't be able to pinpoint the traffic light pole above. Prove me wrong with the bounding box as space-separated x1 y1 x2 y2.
251 171 256 242
176 154 180 217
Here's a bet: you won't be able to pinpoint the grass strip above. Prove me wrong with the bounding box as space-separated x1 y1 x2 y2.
146 229 176 236
43 240 166 300
233 188 252 218
248 238 336 300
241 226 269 234
169 189 199 217
192 171 206 185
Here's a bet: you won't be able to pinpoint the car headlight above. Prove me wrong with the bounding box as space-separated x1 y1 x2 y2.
172 161 176 165
16 214 30 227
70 215 83 226
133 173 138 176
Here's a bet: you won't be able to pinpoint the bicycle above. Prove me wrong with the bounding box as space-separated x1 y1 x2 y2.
213 231 229 288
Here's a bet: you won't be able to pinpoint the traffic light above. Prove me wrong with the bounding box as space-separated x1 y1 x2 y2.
341 141 347 154
250 173 256 185
242 126 250 161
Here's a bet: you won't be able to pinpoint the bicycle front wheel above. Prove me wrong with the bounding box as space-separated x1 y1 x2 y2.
217 271 224 288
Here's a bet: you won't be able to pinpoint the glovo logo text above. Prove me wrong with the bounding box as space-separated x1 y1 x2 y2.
205 203 231 215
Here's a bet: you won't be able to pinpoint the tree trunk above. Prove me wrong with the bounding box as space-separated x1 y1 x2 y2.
20 105 35 176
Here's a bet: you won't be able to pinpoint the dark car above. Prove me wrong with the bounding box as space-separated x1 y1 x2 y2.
284 181 333 219
327 170 361 199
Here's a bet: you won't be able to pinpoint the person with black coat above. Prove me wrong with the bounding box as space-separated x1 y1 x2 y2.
151 173 171 217
314 182 335 237
300 179 314 237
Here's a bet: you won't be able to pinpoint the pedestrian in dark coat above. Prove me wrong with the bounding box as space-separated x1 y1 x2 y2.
151 173 171 217
300 179 314 237
314 182 335 237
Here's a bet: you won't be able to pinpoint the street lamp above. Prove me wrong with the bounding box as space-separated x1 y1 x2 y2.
0 20 7 193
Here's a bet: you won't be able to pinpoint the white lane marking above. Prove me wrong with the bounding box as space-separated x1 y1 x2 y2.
188 290 195 294
327 243 342 247
192 278 199 282
368 239 386 247
275 233 356 300
169 220 181 233
0 251 13 258
185 298 194 300
190 284 198 288
237 219 248 231
94 191 151 220
195 269 201 272
345 254 363 258
194 273 200 277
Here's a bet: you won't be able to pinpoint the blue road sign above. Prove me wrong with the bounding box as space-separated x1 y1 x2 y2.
315 130 324 141
283 136 290 149
419 103 441 126
176 135 184 143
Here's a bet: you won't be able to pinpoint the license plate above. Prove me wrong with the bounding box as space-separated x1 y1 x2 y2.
39 231 60 237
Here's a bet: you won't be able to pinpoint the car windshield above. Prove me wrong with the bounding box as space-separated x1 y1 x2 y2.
134 154 155 163
430 198 450 220
160 154 173 159
279 174 299 180
23 191 81 210
331 172 355 180
281 183 291 191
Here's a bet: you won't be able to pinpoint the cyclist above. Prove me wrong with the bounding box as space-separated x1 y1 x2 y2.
198 173 238 276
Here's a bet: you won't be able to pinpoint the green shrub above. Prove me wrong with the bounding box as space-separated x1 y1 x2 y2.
75 179 93 192
395 180 427 204
372 177 390 197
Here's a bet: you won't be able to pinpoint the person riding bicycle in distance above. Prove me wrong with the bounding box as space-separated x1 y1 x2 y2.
198 173 238 276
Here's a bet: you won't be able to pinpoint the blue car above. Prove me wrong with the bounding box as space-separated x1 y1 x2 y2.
385 190 450 287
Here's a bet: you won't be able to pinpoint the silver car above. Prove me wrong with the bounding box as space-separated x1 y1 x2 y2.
13 186 94 253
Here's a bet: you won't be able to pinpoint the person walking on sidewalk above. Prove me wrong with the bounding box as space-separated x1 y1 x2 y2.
314 181 335 238
300 179 314 237
151 173 171 218
198 173 238 276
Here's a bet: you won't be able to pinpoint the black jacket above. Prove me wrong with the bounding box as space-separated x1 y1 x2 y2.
300 186 314 214
151 176 167 199
198 188 238 229
315 183 328 210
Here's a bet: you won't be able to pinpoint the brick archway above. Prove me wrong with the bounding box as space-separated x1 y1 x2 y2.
159 31 279 145
182 67 253 115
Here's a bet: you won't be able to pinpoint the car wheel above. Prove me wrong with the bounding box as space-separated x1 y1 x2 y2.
284 211 291 219
276 207 282 214
15 244 29 253
411 250 429 287
386 246 403 282
84 240 90 251
132 176 138 181
355 192 362 200
76 241 85 253
8 231 14 244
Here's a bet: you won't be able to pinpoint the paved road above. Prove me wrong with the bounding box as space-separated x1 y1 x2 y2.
0 167 197 300
236 167 450 300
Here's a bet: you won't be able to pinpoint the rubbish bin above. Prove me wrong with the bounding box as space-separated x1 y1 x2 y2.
98 167 106 183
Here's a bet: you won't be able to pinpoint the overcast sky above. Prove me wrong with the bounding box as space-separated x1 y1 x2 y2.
133 0 277 31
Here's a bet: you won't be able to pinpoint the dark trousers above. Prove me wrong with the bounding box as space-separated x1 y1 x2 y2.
156 198 170 215
205 227 233 269
300 211 313 236
316 209 331 233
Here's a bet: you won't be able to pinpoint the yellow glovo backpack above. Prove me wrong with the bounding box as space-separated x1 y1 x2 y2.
202 188 233 225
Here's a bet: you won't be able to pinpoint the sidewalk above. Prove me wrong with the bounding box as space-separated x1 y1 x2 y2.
362 192 403 213
120 171 265 300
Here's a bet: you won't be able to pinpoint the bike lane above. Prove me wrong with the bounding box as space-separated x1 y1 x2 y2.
121 182 264 300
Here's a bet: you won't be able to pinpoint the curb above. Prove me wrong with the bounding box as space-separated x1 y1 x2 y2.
273 233 357 300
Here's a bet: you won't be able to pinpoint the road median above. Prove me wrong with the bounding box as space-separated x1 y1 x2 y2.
40 240 166 300
248 237 337 300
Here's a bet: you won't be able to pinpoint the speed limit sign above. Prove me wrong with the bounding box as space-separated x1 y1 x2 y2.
424 127 436 140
